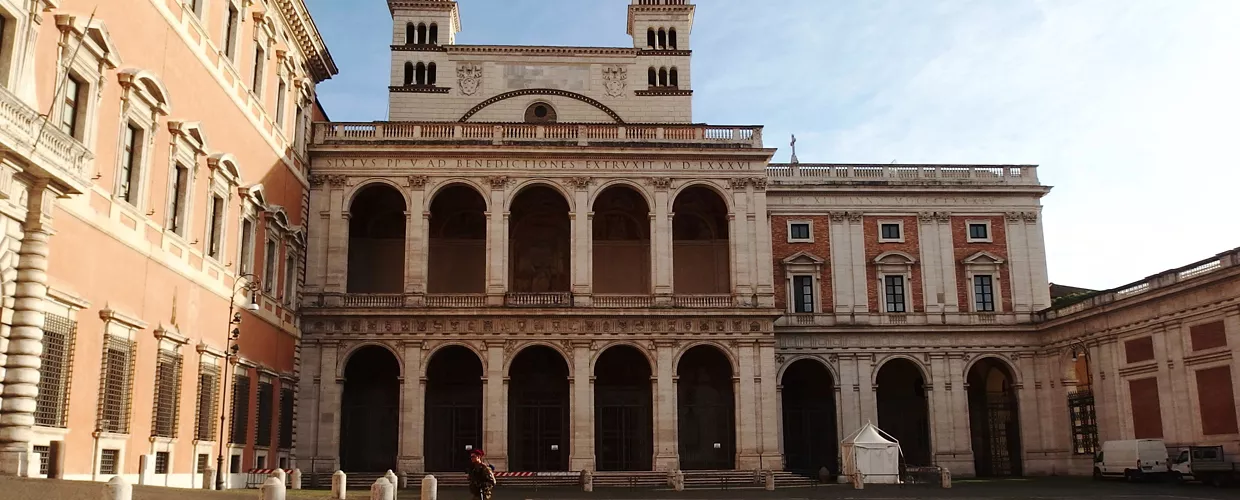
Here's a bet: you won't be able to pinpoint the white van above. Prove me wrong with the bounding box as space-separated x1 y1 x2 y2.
1094 439 1169 481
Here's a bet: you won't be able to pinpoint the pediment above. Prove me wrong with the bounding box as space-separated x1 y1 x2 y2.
874 251 916 265
169 121 208 154
56 15 121 68
266 205 291 231
782 251 825 265
118 69 172 114
240 183 268 208
962 251 1005 265
208 153 243 184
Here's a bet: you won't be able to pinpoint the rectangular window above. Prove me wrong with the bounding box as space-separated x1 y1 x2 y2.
197 454 209 473
278 387 294 449
207 195 225 258
169 163 190 234
880 223 901 241
1190 321 1228 351
1129 377 1164 439
294 104 306 153
154 451 170 474
264 239 277 292
224 4 240 60
252 45 265 96
35 313 76 428
195 363 220 441
279 456 288 469
34 445 50 476
968 223 989 240
100 449 120 475
59 74 84 138
789 223 810 241
973 275 995 312
793 275 814 313
152 349 183 438
1196 366 1239 435
256 454 266 469
119 124 144 204
283 253 296 304
99 335 135 434
256 381 274 446
229 454 241 474
240 218 256 274
230 374 251 444
884 275 906 313
275 79 287 127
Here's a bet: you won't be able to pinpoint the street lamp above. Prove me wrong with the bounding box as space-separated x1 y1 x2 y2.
1068 340 1093 387
216 274 261 490
1067 339 1098 454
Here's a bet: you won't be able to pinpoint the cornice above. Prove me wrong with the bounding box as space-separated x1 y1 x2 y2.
447 45 639 57
272 0 338 81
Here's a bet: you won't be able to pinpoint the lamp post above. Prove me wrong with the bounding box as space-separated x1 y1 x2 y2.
1068 340 1093 387
1067 339 1098 454
216 274 261 490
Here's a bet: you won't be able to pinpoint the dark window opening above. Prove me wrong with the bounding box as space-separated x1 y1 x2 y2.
154 451 169 474
429 23 439 44
252 45 265 96
340 346 400 472
657 28 666 49
347 184 408 293
669 28 678 49
418 23 427 44
509 185 571 292
672 186 731 294
647 67 656 86
168 163 189 234
425 346 484 472
240 218 255 275
789 223 810 240
229 455 241 474
880 223 901 240
974 275 995 312
415 62 426 85
279 387 294 449
428 185 488 294
876 359 932 466
100 450 120 475
428 62 437 86
592 186 652 294
256 381 274 446
34 445 50 475
197 454 209 473
884 275 906 313
119 123 143 204
99 335 135 434
523 102 558 123
677 346 735 470
793 275 814 313
969 223 989 240
152 349 183 438
403 62 414 86
35 313 76 428
224 5 240 59
669 67 679 87
646 28 655 48
230 373 251 445
60 74 84 138
658 67 667 86
405 22 415 44
207 195 225 258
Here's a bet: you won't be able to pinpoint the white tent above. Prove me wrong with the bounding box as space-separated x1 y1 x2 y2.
840 421 902 484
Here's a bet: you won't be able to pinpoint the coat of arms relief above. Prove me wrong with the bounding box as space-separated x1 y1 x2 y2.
603 66 627 97
457 63 483 96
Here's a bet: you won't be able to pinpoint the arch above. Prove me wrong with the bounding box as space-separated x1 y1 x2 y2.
658 67 667 86
672 185 732 294
338 341 404 379
963 355 1023 387
669 181 733 213
669 28 678 49
118 69 172 113
345 179 411 211
427 62 437 86
502 341 573 378
508 344 572 471
646 28 656 48
424 344 485 471
524 101 557 123
676 343 736 470
417 22 427 44
669 67 679 87
422 341 488 377
671 341 739 379
405 22 416 44
459 89 626 123
347 183 408 294
647 67 657 87
509 184 572 294
402 61 414 86
871 354 931 386
590 341 657 373
428 184 488 294
657 28 667 49
506 179 576 212
340 345 401 472
594 344 654 471
424 179 490 212
874 250 917 265
589 178 655 212
967 356 1023 476
429 23 439 44
415 62 426 85
875 356 933 466
781 358 839 475
593 184 652 294
776 354 839 385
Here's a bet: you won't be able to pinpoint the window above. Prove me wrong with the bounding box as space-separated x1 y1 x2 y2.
884 275 906 313
229 454 241 474
195 363 220 441
186 0 204 17
788 222 811 242
197 454 209 473
415 62 426 85
154 451 170 474
405 22 415 44
294 104 306 154
118 124 144 204
279 456 289 469
252 45 265 96
647 67 656 86
59 74 84 138
264 239 277 293
230 373 251 444
659 67 667 86
283 253 296 304
34 445 49 476
429 23 438 44
880 223 902 241
100 449 120 475
168 163 190 234
427 63 437 86
793 275 814 313
278 387 294 449
256 380 274 446
239 218 256 274
974 275 995 312
646 28 655 48
35 313 76 428
275 79 287 127
256 454 267 469
669 28 678 49
152 349 183 438
524 102 557 123
99 335 135 434
223 3 240 60
207 195 225 258
967 221 992 242
669 67 679 87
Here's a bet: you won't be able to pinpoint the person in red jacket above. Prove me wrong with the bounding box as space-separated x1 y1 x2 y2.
467 449 496 500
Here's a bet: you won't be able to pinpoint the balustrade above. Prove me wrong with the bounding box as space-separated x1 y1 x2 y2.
765 164 1038 185
592 295 653 308
313 122 763 148
425 294 486 308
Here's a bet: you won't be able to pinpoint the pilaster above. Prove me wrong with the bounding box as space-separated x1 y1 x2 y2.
653 341 677 471
918 213 943 315
829 213 853 314
570 180 591 305
485 178 508 304
294 343 321 463
1024 211 1051 309
756 341 781 468
836 355 862 435
936 212 959 313
482 341 507 470
324 183 348 294
650 182 672 303
943 355 974 476
1004 212 1033 313
848 213 868 314
569 342 593 470
313 343 341 472
729 181 753 301
405 178 427 297
399 341 424 472
750 185 775 307
735 342 757 468
1014 354 1042 472
305 182 328 293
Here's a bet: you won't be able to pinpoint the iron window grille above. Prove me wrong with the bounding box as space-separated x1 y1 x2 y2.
884 275 907 313
35 313 77 428
974 275 996 312
34 445 50 475
231 374 251 444
151 349 184 438
154 451 170 474
279 387 294 449
97 335 136 434
256 381 274 446
194 363 221 441
100 449 120 475
197 453 209 473
1068 388 1099 454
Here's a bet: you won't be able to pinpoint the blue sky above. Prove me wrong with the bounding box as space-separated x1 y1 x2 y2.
304 0 1240 290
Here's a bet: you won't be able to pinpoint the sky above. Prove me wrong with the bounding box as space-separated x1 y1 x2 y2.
304 0 1240 291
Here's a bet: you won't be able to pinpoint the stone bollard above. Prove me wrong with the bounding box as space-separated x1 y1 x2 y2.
291 469 303 490
273 468 288 486
398 471 408 489
940 467 952 488
371 477 394 500
819 466 831 484
203 466 216 489
765 470 775 491
581 469 593 492
420 475 437 500
106 476 133 500
384 470 399 497
672 470 685 492
332 470 347 499
261 476 287 500
137 454 154 486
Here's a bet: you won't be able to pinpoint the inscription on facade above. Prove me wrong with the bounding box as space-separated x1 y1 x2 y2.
318 158 760 172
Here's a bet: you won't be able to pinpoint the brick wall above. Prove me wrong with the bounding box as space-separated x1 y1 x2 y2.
771 215 833 312
865 216 923 313
951 216 1013 312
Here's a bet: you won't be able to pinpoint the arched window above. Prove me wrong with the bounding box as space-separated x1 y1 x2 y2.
403 62 414 86
669 67 679 87
659 67 668 87
658 29 666 49
647 28 656 48
415 62 426 85
418 23 427 45
429 23 439 45
669 28 678 49
406 23 416 45
427 63 437 86
648 67 657 86
524 102 557 123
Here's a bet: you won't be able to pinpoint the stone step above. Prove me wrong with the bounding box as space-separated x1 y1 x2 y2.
682 470 762 489
592 471 669 488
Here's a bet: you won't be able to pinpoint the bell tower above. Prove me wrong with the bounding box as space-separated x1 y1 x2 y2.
627 0 695 51
389 0 461 46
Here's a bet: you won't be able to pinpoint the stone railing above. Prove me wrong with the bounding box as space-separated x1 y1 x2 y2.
592 294 653 308
765 164 1039 185
673 294 734 308
425 294 487 308
0 85 94 192
313 122 764 148
505 292 573 307
342 293 406 308
1037 247 1240 322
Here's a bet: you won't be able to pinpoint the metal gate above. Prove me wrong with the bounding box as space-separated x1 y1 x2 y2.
783 403 838 474
595 395 652 471
1068 389 1098 455
340 400 398 472
973 390 1022 477
425 394 482 472
678 394 734 470
511 397 567 471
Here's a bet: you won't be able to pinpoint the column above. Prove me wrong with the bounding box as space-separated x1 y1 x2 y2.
729 180 753 301
485 178 507 305
0 180 52 474
405 179 428 298
569 342 593 470
482 342 507 470
305 184 329 293
314 343 342 471
651 184 673 303
928 354 954 459
756 341 781 468
945 355 974 476
653 341 678 471
570 181 591 305
1014 354 1042 473
324 184 348 295
836 354 862 434
918 213 942 315
751 186 775 307
829 213 853 314
735 342 758 468
847 213 868 314
1023 212 1051 309
399 341 424 472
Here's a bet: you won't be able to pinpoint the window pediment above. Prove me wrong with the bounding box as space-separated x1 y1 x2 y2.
962 251 1005 266
99 305 147 330
207 153 243 185
168 121 208 155
265 205 291 232
240 183 268 208
55 15 121 68
874 251 916 265
782 251 826 266
118 69 172 115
